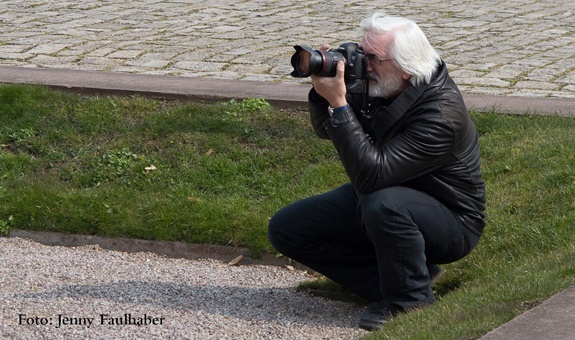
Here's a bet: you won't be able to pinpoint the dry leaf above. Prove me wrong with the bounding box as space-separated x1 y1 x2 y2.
228 255 244 266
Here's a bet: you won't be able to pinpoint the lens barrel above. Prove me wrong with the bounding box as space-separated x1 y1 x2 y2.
290 45 342 78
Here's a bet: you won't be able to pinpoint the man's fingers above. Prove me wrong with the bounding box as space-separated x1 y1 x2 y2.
337 61 345 79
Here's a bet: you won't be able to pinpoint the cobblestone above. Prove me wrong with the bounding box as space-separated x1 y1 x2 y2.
0 0 574 98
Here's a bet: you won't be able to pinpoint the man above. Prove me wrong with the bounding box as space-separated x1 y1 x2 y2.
268 12 486 331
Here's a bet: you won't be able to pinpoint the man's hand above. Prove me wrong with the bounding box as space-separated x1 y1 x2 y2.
310 60 348 109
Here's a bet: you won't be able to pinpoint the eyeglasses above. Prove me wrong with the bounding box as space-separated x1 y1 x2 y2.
364 53 394 66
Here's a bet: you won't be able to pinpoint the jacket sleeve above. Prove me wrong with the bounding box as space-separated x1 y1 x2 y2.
308 88 331 139
308 88 366 139
323 107 455 194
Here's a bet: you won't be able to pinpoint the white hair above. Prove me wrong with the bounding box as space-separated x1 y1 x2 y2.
360 12 441 86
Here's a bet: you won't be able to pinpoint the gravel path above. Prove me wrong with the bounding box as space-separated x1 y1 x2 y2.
1 237 368 339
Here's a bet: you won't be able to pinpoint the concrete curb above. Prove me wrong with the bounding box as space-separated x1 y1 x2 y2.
480 286 575 340
0 66 309 109
1 66 574 116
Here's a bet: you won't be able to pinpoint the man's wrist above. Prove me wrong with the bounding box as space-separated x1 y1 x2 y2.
328 104 350 117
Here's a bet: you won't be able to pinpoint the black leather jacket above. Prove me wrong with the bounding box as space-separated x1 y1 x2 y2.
309 61 486 236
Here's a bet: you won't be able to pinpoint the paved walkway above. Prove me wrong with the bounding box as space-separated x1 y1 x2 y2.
1 1 575 339
0 0 574 99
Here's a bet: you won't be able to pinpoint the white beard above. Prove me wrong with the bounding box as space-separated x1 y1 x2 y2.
368 72 404 98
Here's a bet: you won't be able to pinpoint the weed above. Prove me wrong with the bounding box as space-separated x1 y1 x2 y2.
88 148 149 186
222 98 273 133
7 128 37 142
0 215 13 236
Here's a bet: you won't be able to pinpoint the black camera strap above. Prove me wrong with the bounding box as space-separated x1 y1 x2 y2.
369 82 427 145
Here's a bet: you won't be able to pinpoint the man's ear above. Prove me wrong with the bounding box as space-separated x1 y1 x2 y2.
401 72 411 81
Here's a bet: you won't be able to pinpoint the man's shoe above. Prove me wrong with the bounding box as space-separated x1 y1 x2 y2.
428 264 442 285
358 302 394 331
360 297 436 331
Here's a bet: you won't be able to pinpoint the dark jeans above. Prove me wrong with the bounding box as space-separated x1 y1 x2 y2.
268 183 480 312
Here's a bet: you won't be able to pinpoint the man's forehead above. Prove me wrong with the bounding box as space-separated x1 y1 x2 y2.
360 33 393 54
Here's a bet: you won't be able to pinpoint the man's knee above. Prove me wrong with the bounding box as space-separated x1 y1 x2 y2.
267 206 307 257
267 212 286 252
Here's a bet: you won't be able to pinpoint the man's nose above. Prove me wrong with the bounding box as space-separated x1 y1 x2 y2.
366 61 374 72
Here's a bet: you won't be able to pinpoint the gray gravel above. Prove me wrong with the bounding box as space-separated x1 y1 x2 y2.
1 237 368 339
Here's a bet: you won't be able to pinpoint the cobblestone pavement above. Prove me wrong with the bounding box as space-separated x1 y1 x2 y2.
0 0 574 98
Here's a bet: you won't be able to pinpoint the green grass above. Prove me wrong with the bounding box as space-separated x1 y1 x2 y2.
1 84 574 338
0 84 347 255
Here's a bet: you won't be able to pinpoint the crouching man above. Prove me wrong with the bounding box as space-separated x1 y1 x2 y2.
268 12 486 331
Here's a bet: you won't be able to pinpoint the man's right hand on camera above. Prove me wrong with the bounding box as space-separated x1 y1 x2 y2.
310 60 348 110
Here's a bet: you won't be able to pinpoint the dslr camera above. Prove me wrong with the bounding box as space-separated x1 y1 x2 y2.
290 42 367 95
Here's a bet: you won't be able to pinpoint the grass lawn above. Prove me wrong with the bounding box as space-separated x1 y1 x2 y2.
1 84 574 338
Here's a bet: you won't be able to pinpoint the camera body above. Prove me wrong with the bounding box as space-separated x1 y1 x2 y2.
290 42 367 95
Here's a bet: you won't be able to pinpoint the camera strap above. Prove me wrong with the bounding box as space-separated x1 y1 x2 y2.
370 83 427 145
